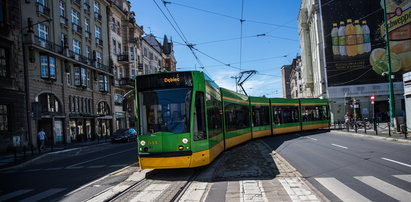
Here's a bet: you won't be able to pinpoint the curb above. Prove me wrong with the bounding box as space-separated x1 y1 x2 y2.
331 130 411 144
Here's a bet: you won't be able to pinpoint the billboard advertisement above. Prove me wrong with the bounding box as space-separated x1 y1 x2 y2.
321 0 410 86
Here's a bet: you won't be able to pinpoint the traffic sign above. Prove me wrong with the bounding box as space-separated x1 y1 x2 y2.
371 94 375 102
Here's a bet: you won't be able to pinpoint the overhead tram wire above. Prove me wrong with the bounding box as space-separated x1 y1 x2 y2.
165 1 297 30
191 47 241 70
239 0 245 71
152 0 205 68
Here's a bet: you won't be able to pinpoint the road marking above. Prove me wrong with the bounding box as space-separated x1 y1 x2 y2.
24 169 42 172
315 177 370 202
87 165 106 169
0 189 33 201
109 164 127 168
19 188 66 202
44 167 63 171
355 176 411 201
307 137 318 141
65 166 84 169
66 148 135 168
393 174 411 183
331 144 348 149
381 157 411 168
129 184 170 202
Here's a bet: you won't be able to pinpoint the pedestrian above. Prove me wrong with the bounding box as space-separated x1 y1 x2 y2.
38 128 46 151
344 113 350 124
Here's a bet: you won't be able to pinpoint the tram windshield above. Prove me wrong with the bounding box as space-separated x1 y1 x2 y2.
139 88 191 134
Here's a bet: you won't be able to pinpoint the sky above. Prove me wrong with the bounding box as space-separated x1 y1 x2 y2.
131 0 302 98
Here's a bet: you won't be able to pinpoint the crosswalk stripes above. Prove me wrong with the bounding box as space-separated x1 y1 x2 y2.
315 178 370 202
0 189 33 201
355 176 411 201
393 174 411 183
315 175 411 202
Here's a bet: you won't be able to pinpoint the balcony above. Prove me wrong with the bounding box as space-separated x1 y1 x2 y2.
71 0 81 5
33 35 65 54
129 37 138 44
94 12 102 22
95 38 103 47
69 50 81 61
95 62 111 73
80 55 92 66
59 15 68 26
83 3 91 14
119 78 134 88
72 23 82 35
138 63 143 69
35 2 50 18
85 31 91 40
117 53 129 62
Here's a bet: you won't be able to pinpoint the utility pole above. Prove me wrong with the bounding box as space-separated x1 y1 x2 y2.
383 0 396 126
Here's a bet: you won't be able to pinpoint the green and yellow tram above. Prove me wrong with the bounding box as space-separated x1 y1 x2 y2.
135 71 330 169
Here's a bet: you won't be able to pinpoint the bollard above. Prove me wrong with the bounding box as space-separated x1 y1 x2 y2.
355 120 357 133
364 121 367 134
388 123 391 137
346 123 349 132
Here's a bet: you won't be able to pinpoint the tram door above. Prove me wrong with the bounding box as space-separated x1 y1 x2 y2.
194 92 206 141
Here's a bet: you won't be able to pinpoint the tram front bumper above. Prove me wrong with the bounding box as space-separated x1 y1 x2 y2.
138 151 192 169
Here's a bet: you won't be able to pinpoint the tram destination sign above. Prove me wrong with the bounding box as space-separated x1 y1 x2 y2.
137 72 193 90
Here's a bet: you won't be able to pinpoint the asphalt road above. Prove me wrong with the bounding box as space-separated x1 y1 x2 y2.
263 130 411 201
0 142 138 202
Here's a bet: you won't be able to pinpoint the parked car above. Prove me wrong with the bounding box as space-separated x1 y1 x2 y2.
111 128 137 143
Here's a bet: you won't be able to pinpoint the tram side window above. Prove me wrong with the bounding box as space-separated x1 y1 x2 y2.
206 92 222 138
273 106 299 124
224 101 250 132
252 106 270 126
194 92 206 141
302 106 329 121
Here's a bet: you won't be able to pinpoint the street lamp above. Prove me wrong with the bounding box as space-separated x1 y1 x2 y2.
382 0 396 127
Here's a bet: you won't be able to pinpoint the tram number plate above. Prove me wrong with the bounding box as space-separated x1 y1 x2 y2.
148 141 158 145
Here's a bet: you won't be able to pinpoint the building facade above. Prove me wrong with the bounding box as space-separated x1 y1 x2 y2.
298 0 405 122
0 0 28 152
142 34 162 74
21 0 113 147
281 65 292 99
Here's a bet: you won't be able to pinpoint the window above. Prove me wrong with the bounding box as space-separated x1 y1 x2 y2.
97 101 110 115
38 93 61 113
38 24 48 40
117 42 121 53
149 52 153 60
131 69 135 79
87 70 91 88
60 33 66 47
84 18 89 31
143 47 147 57
98 74 108 92
93 1 100 13
112 39 116 53
95 26 101 39
0 47 7 77
206 91 222 138
59 1 65 17
0 104 9 131
86 46 91 59
73 39 80 55
74 66 88 87
224 102 250 131
0 0 5 24
273 106 299 124
40 55 56 79
71 9 79 24
96 51 101 63
302 106 329 122
252 105 270 126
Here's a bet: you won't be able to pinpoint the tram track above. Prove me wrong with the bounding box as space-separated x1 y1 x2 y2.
107 169 200 202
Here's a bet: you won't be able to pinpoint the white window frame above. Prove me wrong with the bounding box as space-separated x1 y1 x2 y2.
59 1 65 17
73 39 81 55
85 18 90 31
71 9 80 24
38 24 48 40
95 26 101 39
94 1 100 14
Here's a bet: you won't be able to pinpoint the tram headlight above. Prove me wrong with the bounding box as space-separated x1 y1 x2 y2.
182 138 188 144
140 140 146 146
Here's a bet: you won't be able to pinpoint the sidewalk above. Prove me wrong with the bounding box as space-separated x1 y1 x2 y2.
330 122 411 143
0 138 112 170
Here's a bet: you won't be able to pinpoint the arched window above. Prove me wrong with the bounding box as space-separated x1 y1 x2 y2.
97 101 110 115
38 93 62 113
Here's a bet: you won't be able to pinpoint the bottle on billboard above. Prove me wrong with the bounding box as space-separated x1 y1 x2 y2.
345 19 357 56
362 20 371 53
355 20 364 55
331 23 339 56
338 21 347 56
